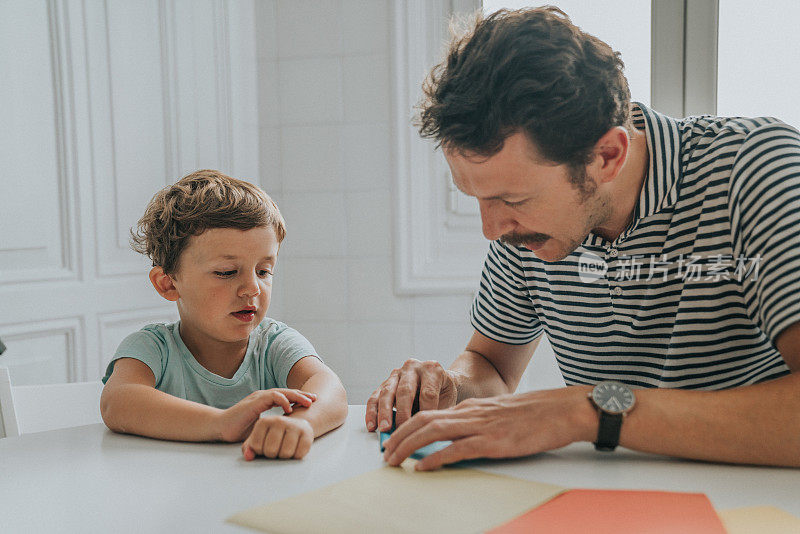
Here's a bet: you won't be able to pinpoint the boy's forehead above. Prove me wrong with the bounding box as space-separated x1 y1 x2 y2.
208 252 277 261
186 227 279 261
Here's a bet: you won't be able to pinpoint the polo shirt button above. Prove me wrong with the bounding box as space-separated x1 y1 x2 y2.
612 286 623 296
608 248 619 258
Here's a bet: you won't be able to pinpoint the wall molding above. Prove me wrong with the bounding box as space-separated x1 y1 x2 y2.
0 0 78 286
391 0 486 296
97 308 177 376
0 317 82 383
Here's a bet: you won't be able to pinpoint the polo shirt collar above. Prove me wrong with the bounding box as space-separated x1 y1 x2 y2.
632 102 682 220
583 102 682 248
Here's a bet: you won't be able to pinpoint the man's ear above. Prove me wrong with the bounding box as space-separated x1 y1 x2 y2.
590 126 629 184
149 267 180 302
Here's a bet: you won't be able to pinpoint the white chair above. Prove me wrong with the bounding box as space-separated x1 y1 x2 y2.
0 366 104 438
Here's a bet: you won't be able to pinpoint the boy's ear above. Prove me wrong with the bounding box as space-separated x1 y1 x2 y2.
149 267 180 302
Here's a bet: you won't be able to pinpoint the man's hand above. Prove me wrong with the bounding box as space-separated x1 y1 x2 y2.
365 359 459 432
216 388 316 443
381 386 596 470
241 416 314 460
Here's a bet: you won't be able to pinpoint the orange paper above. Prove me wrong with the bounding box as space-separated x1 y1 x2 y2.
487 488 726 534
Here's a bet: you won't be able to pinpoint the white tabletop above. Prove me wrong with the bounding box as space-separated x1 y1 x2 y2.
1 406 798 533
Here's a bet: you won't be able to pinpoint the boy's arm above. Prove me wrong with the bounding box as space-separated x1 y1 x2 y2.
284 356 348 438
101 358 315 442
101 358 222 441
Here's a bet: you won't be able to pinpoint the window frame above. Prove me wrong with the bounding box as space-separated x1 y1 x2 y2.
392 0 720 295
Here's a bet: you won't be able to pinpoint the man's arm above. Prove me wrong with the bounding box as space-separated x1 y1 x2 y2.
365 330 540 431
382 323 800 469
618 320 800 465
451 330 542 401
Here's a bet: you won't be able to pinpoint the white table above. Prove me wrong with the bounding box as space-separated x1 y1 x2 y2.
1 406 798 532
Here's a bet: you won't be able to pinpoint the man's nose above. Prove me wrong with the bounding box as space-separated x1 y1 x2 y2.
479 201 514 241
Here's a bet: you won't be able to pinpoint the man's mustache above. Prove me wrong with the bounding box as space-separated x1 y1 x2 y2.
500 232 550 247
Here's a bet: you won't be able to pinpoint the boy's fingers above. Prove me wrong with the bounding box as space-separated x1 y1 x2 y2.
263 426 284 458
294 430 313 459
278 428 300 459
281 389 315 407
292 392 315 406
266 392 292 413
245 421 268 457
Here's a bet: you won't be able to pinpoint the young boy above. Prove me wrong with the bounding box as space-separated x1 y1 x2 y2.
101 170 347 460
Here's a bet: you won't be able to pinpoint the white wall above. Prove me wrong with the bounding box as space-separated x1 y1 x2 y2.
256 0 563 402
0 0 563 400
0 0 255 385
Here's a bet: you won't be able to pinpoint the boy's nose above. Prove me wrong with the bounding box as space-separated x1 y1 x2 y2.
238 277 261 298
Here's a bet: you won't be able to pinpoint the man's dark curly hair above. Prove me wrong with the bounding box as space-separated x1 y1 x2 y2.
417 6 632 170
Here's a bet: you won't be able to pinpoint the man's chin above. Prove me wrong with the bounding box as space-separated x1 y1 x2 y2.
526 242 571 263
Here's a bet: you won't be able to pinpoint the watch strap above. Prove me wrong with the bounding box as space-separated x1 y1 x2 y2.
594 411 623 451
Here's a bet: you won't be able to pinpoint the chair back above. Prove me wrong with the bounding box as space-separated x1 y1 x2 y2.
11 381 105 435
0 367 104 438
0 366 20 438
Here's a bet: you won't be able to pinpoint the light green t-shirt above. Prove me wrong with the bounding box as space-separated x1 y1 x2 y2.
103 318 318 409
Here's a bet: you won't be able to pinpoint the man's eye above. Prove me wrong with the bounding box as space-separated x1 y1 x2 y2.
214 270 236 277
503 199 528 208
258 270 273 278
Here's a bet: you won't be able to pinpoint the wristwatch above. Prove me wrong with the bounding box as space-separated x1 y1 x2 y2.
588 381 636 451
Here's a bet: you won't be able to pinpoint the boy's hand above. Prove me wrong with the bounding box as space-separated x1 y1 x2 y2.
242 416 314 460
217 389 316 443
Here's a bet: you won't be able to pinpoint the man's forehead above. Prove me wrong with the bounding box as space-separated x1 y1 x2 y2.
444 142 540 199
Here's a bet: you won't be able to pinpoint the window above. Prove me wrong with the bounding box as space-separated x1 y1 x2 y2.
392 1 727 295
482 1 651 105
717 0 800 127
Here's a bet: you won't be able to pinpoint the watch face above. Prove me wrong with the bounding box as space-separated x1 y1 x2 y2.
592 381 635 414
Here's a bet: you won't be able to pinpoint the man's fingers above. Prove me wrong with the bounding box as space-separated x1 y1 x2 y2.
376 374 400 432
383 409 435 452
417 366 444 412
415 436 485 471
365 391 380 431
395 371 421 428
384 415 472 466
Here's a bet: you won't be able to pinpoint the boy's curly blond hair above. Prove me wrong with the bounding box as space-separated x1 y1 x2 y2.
131 170 285 275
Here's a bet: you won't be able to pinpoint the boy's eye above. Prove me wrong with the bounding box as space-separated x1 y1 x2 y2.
214 270 236 277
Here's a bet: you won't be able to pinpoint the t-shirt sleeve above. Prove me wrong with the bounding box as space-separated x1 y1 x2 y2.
264 323 319 388
102 327 167 386
730 121 800 346
470 240 544 345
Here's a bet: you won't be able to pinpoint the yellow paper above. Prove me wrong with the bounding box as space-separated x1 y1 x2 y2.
719 506 800 534
228 460 565 534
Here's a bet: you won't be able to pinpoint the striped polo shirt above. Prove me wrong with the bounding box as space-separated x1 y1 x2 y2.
470 103 800 389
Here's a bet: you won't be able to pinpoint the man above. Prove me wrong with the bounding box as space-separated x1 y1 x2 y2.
368 6 800 469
